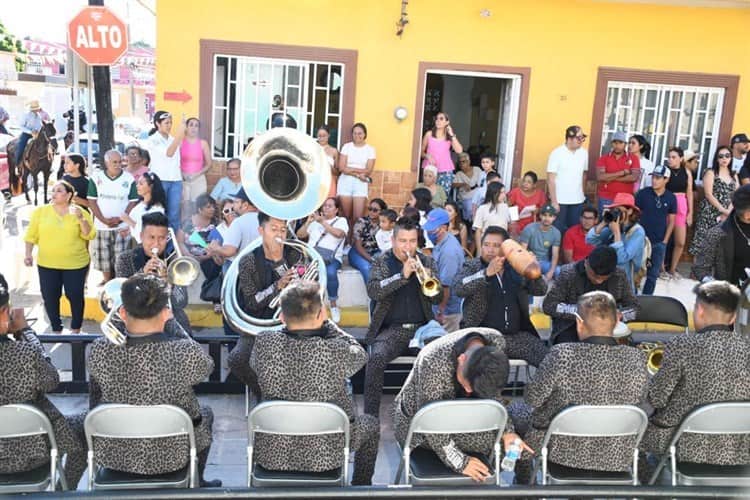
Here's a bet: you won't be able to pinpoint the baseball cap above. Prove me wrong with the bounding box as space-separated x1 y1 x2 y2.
231 187 252 204
604 192 640 214
683 150 698 162
611 131 628 143
650 165 671 178
731 133 749 145
540 203 558 216
422 208 451 231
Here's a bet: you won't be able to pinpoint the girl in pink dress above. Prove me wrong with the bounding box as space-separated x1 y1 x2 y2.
180 117 211 217
421 112 463 194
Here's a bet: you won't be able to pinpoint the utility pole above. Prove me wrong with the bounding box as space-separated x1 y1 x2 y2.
88 0 115 154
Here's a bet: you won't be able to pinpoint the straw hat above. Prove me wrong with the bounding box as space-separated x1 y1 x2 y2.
28 100 41 111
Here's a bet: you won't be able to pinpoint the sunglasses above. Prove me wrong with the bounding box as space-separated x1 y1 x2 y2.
575 134 588 141
222 208 233 215
368 206 381 212
717 153 731 159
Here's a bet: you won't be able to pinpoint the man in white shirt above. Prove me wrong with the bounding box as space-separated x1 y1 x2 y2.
730 133 748 174
87 149 138 284
207 187 259 270
546 125 589 234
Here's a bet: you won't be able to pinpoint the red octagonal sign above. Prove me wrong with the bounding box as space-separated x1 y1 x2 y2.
68 6 129 66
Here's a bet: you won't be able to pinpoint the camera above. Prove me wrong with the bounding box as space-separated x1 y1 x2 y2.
603 208 622 224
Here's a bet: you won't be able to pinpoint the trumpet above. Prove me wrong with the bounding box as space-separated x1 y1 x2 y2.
408 252 441 297
146 228 201 286
638 341 665 375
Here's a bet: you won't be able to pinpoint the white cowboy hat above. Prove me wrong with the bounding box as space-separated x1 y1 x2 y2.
28 100 41 111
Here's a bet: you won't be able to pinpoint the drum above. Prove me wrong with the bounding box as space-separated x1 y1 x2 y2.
613 321 631 345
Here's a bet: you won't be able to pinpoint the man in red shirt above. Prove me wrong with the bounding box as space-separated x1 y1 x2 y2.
596 131 641 213
561 205 597 264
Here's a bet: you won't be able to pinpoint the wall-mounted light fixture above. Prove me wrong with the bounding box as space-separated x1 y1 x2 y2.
393 106 408 121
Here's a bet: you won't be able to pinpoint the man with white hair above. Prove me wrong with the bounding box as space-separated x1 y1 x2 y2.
87 149 138 284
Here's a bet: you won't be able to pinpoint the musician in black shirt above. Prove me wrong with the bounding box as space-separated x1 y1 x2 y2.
364 218 443 416
455 226 549 366
228 212 300 398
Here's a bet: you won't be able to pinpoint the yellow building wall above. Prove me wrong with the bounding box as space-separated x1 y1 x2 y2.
155 0 750 177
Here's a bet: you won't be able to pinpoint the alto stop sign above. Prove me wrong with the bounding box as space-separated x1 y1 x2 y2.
67 6 129 65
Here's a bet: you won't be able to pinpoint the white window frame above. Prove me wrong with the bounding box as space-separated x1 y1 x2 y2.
211 54 345 160
601 81 724 180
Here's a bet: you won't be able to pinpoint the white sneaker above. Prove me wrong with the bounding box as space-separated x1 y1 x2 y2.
331 306 341 323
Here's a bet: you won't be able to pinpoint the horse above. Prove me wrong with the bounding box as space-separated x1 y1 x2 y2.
7 121 57 205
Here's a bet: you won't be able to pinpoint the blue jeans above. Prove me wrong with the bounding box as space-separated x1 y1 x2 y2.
348 247 372 284
642 241 666 295
15 132 32 166
326 259 342 301
554 202 585 235
162 180 183 231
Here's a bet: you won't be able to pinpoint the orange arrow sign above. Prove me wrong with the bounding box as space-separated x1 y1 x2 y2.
163 90 192 103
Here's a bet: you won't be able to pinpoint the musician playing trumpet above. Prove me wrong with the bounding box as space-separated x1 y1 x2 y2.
364 217 443 416
0 272 87 488
114 212 191 337
454 226 549 367
228 212 298 400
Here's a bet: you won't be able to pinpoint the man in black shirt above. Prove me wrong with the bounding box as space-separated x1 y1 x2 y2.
228 212 301 398
543 246 639 344
364 217 443 416
454 226 549 366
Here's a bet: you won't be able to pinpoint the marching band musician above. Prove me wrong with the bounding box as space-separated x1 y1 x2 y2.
115 212 192 337
364 217 443 416
227 212 298 400
454 226 549 366
249 281 379 485
509 291 648 484
543 246 639 344
392 328 531 482
641 281 750 476
0 273 87 489
86 274 221 487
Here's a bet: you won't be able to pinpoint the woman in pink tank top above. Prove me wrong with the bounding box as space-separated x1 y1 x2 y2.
180 117 211 219
421 111 463 195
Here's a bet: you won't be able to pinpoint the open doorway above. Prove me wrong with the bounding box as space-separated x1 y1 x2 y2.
418 69 522 184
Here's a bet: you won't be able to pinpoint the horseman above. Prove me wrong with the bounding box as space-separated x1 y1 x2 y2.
14 100 46 168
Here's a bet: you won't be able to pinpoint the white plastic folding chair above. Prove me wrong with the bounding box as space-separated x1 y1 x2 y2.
0 404 66 493
649 402 750 486
84 404 198 490
394 399 508 486
247 401 350 487
537 405 648 486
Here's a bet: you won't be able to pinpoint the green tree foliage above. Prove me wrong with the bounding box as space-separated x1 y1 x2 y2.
0 21 27 72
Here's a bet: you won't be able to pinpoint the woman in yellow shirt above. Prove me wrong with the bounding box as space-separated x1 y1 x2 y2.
24 180 96 333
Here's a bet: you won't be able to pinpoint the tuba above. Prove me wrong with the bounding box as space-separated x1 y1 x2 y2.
221 127 331 335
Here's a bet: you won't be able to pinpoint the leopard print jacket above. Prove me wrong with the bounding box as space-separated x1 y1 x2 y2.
237 245 302 317
454 257 547 331
0 330 62 473
115 247 192 336
643 325 750 464
392 328 513 473
521 341 648 471
87 335 214 475
366 250 443 343
691 221 732 282
249 320 370 472
542 261 639 341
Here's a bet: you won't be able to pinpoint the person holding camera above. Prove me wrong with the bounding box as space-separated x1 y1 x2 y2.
585 192 645 292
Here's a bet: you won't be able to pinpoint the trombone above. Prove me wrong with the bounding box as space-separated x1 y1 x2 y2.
408 252 441 297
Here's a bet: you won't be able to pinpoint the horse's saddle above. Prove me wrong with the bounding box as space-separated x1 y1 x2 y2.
21 135 54 165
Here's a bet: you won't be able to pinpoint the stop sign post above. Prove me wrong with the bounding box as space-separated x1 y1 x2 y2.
67 6 128 66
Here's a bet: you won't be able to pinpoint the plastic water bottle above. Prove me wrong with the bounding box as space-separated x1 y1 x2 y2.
501 438 522 472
